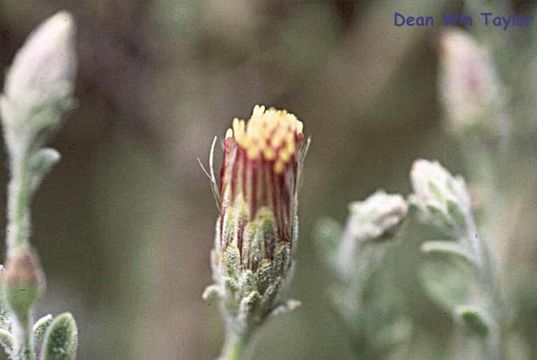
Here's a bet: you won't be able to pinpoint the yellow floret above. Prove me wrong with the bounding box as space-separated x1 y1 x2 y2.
230 105 303 173
274 160 285 174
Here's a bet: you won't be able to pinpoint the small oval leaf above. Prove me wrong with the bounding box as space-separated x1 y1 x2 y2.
40 313 78 360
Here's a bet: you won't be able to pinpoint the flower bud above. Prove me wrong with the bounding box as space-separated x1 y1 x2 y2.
347 191 408 242
5 11 76 110
205 105 308 335
1 11 77 155
335 191 407 280
3 247 45 322
410 159 471 237
439 30 507 142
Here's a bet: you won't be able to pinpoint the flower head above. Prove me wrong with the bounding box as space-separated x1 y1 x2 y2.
439 30 506 141
219 105 305 262
410 159 471 237
205 105 308 338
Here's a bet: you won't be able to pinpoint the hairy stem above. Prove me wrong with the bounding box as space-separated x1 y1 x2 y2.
464 217 504 359
6 152 36 360
11 315 34 360
220 331 251 360
7 155 31 253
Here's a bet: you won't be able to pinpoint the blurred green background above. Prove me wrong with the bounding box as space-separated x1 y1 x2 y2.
1 0 537 359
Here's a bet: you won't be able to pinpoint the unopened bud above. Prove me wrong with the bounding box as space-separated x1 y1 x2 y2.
347 191 408 242
410 159 471 237
1 11 77 155
5 11 76 110
336 191 407 280
4 247 45 321
439 30 507 142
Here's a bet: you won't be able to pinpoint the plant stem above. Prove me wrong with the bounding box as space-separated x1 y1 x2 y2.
11 315 35 360
220 331 250 360
464 215 504 359
7 155 31 253
6 153 36 360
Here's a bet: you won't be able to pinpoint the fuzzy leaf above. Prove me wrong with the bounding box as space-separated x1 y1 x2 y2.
40 313 78 360
421 240 477 267
33 314 53 345
446 200 467 231
202 285 222 301
271 299 301 317
425 205 449 227
455 305 490 337
0 328 13 355
29 148 60 192
420 260 471 310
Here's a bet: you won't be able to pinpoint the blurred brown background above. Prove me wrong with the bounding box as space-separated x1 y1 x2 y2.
1 0 537 359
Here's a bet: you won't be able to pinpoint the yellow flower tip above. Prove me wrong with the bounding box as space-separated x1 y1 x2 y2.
252 104 266 117
228 105 304 173
274 160 285 174
263 147 276 161
247 146 260 160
